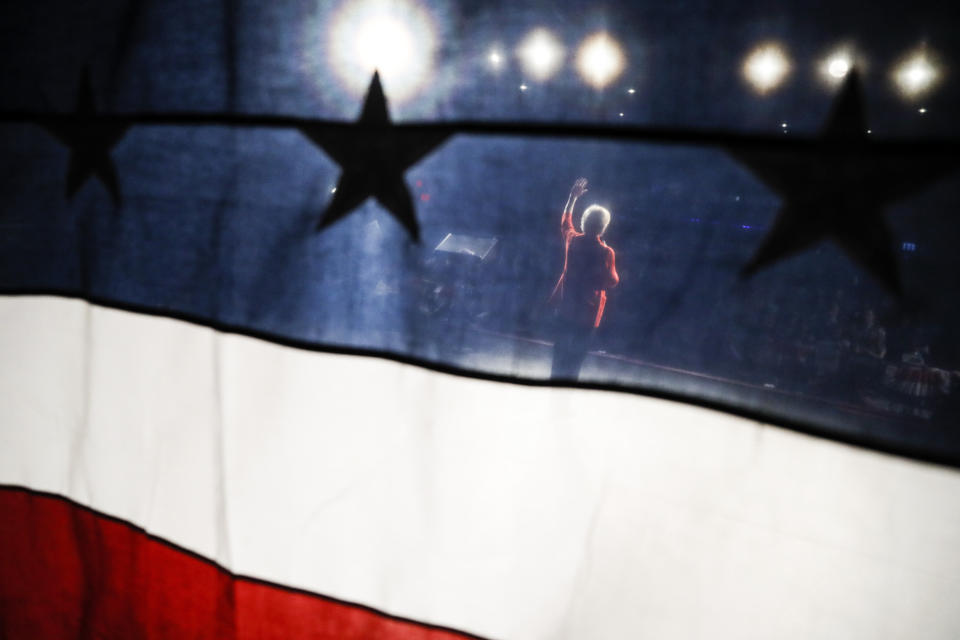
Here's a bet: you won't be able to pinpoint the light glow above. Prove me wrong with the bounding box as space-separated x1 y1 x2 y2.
327 0 437 103
819 47 854 87
575 32 627 89
828 57 850 78
817 46 863 87
893 49 942 99
742 42 791 94
517 28 564 81
488 48 504 70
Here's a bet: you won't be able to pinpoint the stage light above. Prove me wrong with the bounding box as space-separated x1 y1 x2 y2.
575 32 626 89
816 46 864 88
824 51 852 82
327 0 436 103
893 49 941 99
517 28 564 81
828 57 850 78
742 42 791 94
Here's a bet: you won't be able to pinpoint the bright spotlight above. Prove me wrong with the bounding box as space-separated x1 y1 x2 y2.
327 0 436 103
816 47 859 87
828 57 850 78
488 48 504 70
575 32 626 89
824 52 852 81
893 49 942 99
742 42 791 94
517 28 564 81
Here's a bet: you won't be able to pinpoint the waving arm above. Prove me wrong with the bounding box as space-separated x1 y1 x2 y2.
561 177 588 233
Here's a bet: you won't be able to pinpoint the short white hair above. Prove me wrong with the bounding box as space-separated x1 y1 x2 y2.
581 204 611 236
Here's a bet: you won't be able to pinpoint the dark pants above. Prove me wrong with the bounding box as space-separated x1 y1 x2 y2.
551 320 595 381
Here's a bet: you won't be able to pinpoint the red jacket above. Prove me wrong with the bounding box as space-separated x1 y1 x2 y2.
550 209 619 328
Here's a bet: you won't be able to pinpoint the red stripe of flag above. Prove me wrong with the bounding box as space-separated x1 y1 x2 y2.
0 487 482 640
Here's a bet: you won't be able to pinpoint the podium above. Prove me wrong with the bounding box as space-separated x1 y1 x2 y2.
418 233 500 318
433 233 499 261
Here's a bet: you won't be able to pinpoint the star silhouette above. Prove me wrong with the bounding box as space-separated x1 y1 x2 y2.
41 69 130 206
300 72 453 241
730 69 958 294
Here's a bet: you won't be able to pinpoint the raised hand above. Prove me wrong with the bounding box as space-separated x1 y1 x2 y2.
570 177 588 199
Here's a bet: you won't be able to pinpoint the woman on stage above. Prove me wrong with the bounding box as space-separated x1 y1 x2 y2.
549 177 619 380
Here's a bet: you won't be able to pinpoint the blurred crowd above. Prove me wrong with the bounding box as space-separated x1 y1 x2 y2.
731 288 960 420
